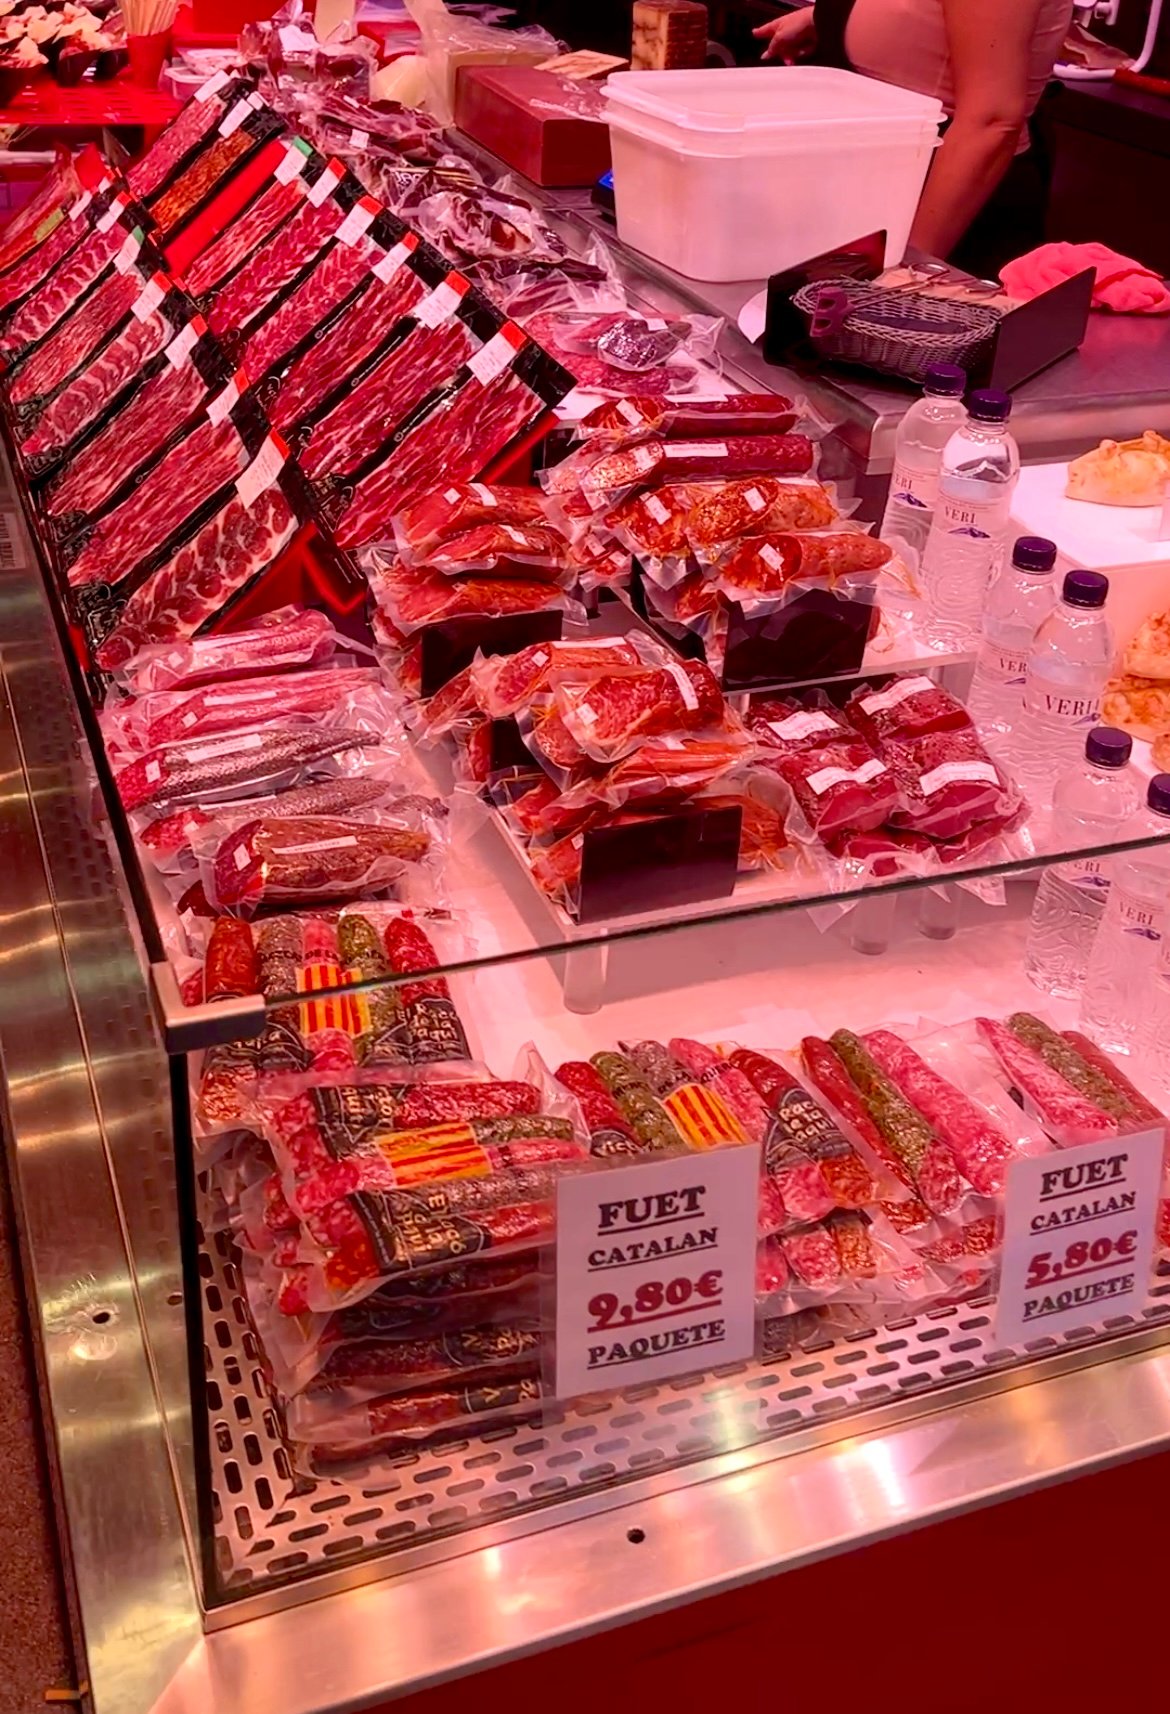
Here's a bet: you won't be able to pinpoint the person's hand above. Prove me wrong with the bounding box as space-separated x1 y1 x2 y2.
753 5 816 62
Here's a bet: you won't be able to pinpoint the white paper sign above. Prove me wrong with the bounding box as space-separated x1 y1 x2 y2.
554 1145 759 1398
996 1126 1164 1345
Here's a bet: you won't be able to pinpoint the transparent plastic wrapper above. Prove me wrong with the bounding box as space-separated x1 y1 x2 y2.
394 481 551 559
1059 1029 1167 1131
543 433 817 519
0 147 82 282
201 808 438 914
747 699 897 841
243 0 378 101
9 239 149 414
527 717 756 835
294 1375 547 1468
413 182 566 267
404 0 561 124
416 521 572 584
756 1206 933 1316
126 73 251 203
708 529 892 608
527 307 722 398
692 773 794 872
552 651 726 765
973 1016 1121 1147
281 1315 543 1415
0 201 137 367
470 636 640 720
578 392 801 445
115 724 381 815
686 478 839 557
884 725 1021 843
193 916 263 1142
798 1035 931 1224
517 693 591 790
137 777 405 873
843 675 971 749
113 608 342 694
366 557 584 634
118 665 384 750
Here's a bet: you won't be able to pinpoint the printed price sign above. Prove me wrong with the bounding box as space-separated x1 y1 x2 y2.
554 1145 758 1397
997 1127 1164 1345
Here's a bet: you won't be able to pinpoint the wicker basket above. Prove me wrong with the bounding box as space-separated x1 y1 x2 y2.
792 280 1001 383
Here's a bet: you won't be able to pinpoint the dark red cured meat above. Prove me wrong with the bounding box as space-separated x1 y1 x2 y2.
799 1036 916 1192
577 435 816 503
581 393 798 441
383 916 446 995
308 1323 541 1396
604 484 695 557
20 311 170 460
556 658 725 762
271 262 427 432
427 521 567 578
183 175 308 298
1059 1031 1166 1128
749 701 896 840
94 486 297 669
204 917 259 1001
862 1029 1013 1196
212 814 428 909
526 311 677 396
884 727 1009 841
975 1018 1117 1142
0 211 87 315
127 86 226 201
666 1039 772 1142
209 195 351 337
555 1060 639 1156
373 565 566 630
781 1226 841 1289
728 1047 879 1207
527 702 589 776
510 777 561 836
0 222 125 357
716 531 891 598
151 131 252 238
302 319 474 480
0 156 80 277
44 359 209 522
142 665 379 746
242 230 379 384
397 483 548 557
10 267 140 407
68 416 247 589
687 480 837 550
418 665 477 736
308 1378 544 1460
473 639 639 718
128 608 335 690
845 677 972 748
336 366 548 548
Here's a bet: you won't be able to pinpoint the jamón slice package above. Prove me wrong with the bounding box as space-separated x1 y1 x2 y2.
205 157 379 347
38 313 231 526
0 191 156 383
0 147 83 283
0 153 118 328
180 135 331 302
147 95 287 247
19 275 209 484
126 71 256 205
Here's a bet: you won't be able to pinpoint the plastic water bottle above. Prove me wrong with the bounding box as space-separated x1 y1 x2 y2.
880 364 967 570
920 390 1020 650
967 535 1058 760
1079 774 1170 1057
1014 570 1114 801
1024 727 1141 999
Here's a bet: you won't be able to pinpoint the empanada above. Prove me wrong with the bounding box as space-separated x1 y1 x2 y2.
1066 430 1170 507
1101 674 1170 741
1124 610 1170 681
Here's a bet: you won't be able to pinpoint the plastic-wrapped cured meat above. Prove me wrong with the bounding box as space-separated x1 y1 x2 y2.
270 244 429 431
667 1039 771 1143
884 726 1016 841
241 225 382 384
555 433 816 510
197 916 261 1129
127 74 239 201
19 306 173 465
1006 1014 1138 1123
10 266 142 409
0 211 89 318
208 180 353 337
687 480 837 551
183 171 310 299
590 1050 685 1152
383 915 472 1068
538 720 755 831
861 1029 1014 1195
1059 1031 1166 1128
604 483 695 559
0 220 126 359
209 814 430 912
370 563 575 632
296 1320 542 1404
301 1377 545 1465
471 638 638 718
395 482 548 558
554 1060 641 1157
827 1030 965 1214
117 608 337 693
976 1017 1117 1146
580 393 798 442
749 701 896 839
844 676 972 748
151 130 254 239
424 522 569 581
115 726 372 812
554 657 725 764
623 1040 747 1149
799 1036 917 1199
135 666 381 748
714 531 891 600
728 1046 881 1209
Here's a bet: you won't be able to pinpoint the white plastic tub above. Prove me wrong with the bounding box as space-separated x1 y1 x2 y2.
604 67 942 284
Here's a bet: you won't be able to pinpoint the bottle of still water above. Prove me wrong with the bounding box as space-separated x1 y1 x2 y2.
880 363 967 570
920 390 1019 651
1014 570 1114 799
966 535 1058 759
1079 774 1170 1057
1024 726 1140 999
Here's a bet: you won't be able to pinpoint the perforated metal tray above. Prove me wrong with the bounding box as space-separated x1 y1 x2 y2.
201 1201 1170 1603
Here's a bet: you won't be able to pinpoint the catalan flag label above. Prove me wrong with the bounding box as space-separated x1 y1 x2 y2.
663 1082 747 1151
372 1120 492 1186
298 962 370 1039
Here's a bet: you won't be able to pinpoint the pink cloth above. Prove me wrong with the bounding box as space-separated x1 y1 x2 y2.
1001 242 1170 315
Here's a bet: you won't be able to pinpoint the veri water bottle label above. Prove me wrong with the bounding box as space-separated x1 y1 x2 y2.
939 492 1012 540
889 462 937 512
974 643 1028 689
1115 885 1161 944
1022 679 1101 728
1064 854 1110 895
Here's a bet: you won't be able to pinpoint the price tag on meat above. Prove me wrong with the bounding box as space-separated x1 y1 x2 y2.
554 1145 758 1397
996 1126 1164 1346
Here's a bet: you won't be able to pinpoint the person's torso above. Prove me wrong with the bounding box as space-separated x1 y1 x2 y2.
844 0 1074 118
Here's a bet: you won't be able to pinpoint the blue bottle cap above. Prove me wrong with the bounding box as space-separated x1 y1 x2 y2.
1011 536 1057 573
923 364 966 397
967 389 1012 422
1062 569 1109 608
1085 726 1131 768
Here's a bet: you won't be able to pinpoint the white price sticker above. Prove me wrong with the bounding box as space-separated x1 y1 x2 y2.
194 67 230 101
68 189 93 221
131 275 166 321
334 198 377 247
218 97 252 137
744 486 766 514
644 494 671 525
165 321 200 368
767 710 839 743
663 657 698 710
182 732 265 764
918 759 999 796
468 329 521 386
806 757 887 795
618 399 643 426
859 675 936 716
235 436 286 509
349 127 370 150
554 1145 759 1398
113 232 140 273
414 280 464 328
96 195 127 234
668 441 729 459
275 143 309 184
207 379 240 426
372 237 414 281
996 1128 1163 1346
308 162 344 206
206 686 280 707
471 482 495 504
272 836 359 855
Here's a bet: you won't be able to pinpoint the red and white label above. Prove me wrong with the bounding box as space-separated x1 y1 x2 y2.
194 67 231 101
468 327 524 386
207 377 241 426
236 436 287 509
806 757 887 796
131 274 167 321
308 160 345 206
218 97 252 137
165 320 202 369
334 196 378 247
97 195 129 235
918 759 999 797
415 279 467 329
181 731 265 764
275 143 309 185
113 232 141 273
372 235 416 282
663 657 698 711
860 675 936 716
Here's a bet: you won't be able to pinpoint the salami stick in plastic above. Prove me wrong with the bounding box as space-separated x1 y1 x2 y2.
555 1060 641 1157
975 1017 1117 1146
861 1030 1014 1196
1006 1014 1141 1124
828 1030 964 1215
1060 1031 1166 1129
728 1047 881 1208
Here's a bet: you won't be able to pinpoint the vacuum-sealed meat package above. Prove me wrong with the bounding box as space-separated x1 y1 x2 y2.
117 607 340 693
471 637 639 720
748 700 897 839
0 196 135 362
553 653 725 764
884 726 1018 841
844 676 972 748
394 482 549 559
975 1016 1118 1147
126 72 250 202
579 392 799 443
824 1030 966 1216
206 811 433 912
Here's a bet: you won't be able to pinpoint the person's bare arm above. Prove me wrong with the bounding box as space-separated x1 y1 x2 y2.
909 0 1043 258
